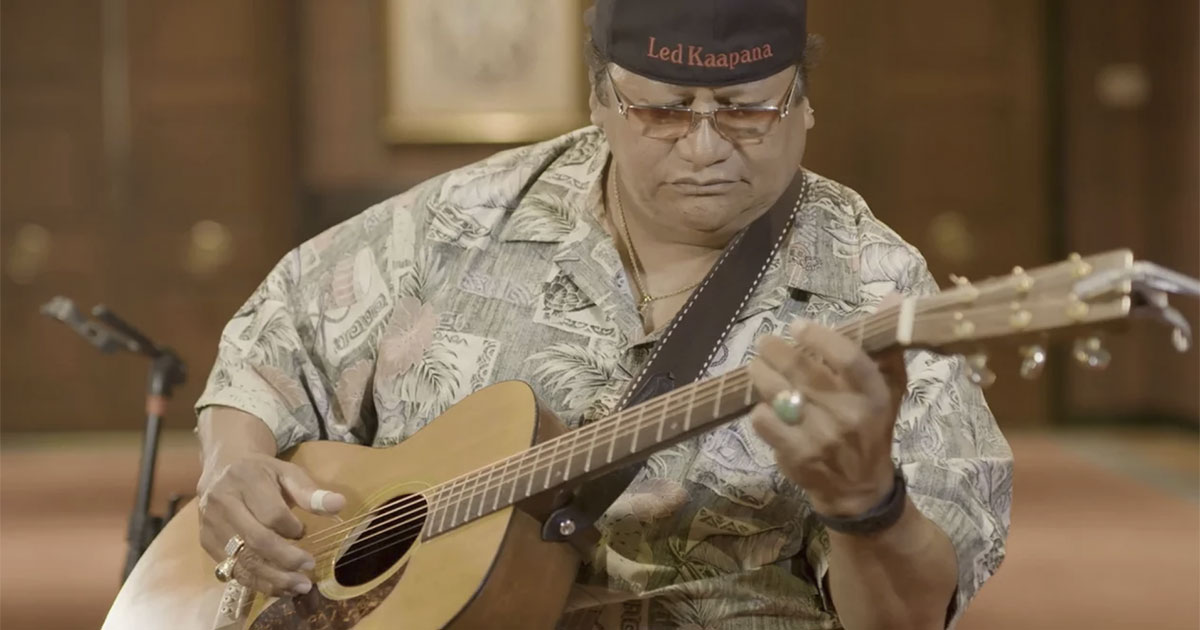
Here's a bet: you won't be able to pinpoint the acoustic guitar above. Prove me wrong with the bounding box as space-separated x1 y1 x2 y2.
102 249 1198 629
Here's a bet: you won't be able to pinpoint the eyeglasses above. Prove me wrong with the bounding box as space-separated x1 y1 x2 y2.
607 69 798 141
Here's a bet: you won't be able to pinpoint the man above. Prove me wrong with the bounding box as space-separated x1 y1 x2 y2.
194 0 1012 628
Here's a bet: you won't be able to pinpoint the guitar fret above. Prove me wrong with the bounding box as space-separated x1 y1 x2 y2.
440 479 459 531
584 421 600 473
712 373 727 418
464 476 480 522
629 404 646 454
543 435 561 490
525 443 541 497
448 477 467 530
683 385 697 431
476 467 492 517
494 456 513 511
507 453 520 505
654 393 669 443
562 429 580 481
605 409 621 464
433 488 450 533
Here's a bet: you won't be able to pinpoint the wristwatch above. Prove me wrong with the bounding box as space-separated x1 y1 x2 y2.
813 467 907 536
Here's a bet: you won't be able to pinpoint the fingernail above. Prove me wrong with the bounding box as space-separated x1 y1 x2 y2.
310 489 330 513
292 580 312 595
299 558 314 571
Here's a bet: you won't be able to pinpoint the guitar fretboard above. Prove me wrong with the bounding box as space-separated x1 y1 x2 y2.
425 370 755 536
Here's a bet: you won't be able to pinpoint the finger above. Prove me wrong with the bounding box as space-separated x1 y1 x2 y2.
234 548 313 597
198 490 255 563
242 481 306 540
757 334 840 391
747 356 796 403
226 498 315 573
749 401 836 473
749 402 798 453
791 322 888 401
276 463 346 516
199 518 233 563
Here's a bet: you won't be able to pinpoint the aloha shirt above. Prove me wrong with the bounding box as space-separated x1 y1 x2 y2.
197 126 1012 630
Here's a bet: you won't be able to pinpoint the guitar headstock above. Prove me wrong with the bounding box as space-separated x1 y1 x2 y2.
901 249 1200 386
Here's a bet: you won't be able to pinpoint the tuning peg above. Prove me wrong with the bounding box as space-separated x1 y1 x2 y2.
965 353 996 387
1019 345 1047 379
1073 336 1111 369
1172 327 1191 353
1068 252 1093 278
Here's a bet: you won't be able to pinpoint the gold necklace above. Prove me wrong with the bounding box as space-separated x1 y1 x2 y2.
609 172 702 313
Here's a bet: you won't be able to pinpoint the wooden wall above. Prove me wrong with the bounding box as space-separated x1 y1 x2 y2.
805 1 1054 427
1059 0 1200 423
1 0 299 431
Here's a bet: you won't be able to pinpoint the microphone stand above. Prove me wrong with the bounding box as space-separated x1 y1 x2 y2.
40 296 188 582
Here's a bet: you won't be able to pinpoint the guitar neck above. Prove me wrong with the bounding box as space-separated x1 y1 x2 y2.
418 249 1195 539
423 309 902 538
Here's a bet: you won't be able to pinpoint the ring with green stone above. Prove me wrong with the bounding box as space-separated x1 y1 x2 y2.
771 389 806 425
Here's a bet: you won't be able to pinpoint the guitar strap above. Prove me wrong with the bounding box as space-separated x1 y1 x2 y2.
541 169 810 550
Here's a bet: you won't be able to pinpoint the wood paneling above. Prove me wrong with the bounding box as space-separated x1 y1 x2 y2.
0 0 299 432
1 0 114 430
1061 0 1199 422
299 0 521 232
804 1 1053 427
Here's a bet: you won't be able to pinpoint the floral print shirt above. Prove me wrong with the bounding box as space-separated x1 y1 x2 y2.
197 127 1012 629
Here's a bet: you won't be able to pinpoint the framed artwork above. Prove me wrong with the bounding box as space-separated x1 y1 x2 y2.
381 0 591 143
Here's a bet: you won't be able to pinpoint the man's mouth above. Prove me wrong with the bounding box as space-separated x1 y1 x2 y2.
669 179 740 194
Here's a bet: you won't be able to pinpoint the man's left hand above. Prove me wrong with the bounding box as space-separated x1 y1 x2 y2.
747 318 908 517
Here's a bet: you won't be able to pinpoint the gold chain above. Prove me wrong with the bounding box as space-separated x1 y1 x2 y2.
609 171 702 313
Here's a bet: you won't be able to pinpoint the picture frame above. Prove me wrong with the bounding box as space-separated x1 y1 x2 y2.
380 0 591 144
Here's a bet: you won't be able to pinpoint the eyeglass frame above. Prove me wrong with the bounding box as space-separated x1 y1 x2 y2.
605 67 801 141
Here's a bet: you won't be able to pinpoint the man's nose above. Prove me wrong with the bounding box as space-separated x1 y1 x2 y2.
673 112 735 168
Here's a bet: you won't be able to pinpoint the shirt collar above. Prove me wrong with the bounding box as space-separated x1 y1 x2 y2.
499 128 609 244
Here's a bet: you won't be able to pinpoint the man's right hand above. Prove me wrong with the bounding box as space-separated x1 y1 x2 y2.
197 453 346 597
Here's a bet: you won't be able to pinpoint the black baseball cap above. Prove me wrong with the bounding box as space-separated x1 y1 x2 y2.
591 0 807 87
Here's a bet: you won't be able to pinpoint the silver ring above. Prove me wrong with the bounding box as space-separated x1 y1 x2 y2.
214 556 237 583
223 534 246 557
771 390 806 425
214 534 246 583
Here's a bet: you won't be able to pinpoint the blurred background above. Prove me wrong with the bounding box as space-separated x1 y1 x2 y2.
1 1 1197 628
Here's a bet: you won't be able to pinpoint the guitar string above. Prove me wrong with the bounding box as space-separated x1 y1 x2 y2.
319 376 764 569
296 295 982 562
301 371 751 559
295 370 704 552
295 301 932 559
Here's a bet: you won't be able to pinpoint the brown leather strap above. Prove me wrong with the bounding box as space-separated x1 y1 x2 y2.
542 170 810 546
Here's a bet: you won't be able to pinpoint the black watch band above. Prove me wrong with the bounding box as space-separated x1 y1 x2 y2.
813 467 907 536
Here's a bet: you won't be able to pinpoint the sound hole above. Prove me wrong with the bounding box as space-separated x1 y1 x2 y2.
334 493 426 587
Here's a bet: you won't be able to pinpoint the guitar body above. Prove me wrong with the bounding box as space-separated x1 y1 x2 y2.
103 381 581 630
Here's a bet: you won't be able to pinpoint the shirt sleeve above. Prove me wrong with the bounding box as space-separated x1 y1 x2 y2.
195 202 404 452
892 262 1014 628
